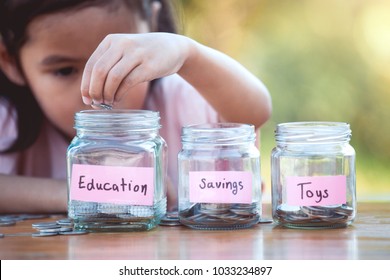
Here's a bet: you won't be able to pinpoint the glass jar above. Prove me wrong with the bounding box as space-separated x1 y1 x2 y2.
271 122 356 229
66 110 167 232
178 123 262 230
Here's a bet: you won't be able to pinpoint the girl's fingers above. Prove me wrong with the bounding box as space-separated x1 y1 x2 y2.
103 56 141 104
80 37 113 104
87 47 122 105
81 33 180 106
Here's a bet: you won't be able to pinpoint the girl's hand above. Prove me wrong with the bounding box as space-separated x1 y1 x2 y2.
81 33 189 106
81 32 271 129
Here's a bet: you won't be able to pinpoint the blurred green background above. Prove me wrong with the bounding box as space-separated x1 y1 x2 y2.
178 0 390 202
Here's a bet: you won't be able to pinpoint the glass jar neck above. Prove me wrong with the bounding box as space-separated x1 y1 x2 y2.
74 110 161 137
181 123 256 147
275 122 351 146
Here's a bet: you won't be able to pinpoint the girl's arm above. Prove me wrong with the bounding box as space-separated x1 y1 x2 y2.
81 33 271 128
0 174 67 213
177 38 271 128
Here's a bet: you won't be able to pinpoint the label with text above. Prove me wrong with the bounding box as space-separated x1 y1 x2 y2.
286 175 347 206
189 171 252 204
70 164 154 206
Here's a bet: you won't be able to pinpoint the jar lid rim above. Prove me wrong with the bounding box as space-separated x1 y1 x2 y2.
181 122 256 144
276 121 350 128
74 109 161 131
275 122 351 143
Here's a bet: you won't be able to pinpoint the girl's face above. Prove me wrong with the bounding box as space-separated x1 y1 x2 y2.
18 3 150 138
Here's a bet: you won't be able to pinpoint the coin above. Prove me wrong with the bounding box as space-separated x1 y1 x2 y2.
159 219 181 226
38 228 62 233
0 215 23 222
2 232 35 237
92 101 112 110
58 227 73 232
32 222 60 229
300 206 333 218
276 203 354 227
180 203 261 228
56 219 73 226
230 209 257 217
333 205 354 216
19 214 49 220
32 232 58 237
159 213 181 226
258 218 273 224
59 230 89 235
0 221 16 226
99 103 112 110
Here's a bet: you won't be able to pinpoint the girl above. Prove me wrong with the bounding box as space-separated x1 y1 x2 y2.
0 0 271 213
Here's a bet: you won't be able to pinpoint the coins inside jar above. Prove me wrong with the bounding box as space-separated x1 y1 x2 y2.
275 204 354 228
179 202 260 229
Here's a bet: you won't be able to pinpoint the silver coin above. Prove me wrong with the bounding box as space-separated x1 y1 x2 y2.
100 103 112 110
201 203 229 209
276 208 308 219
0 215 23 222
32 232 58 237
300 206 333 218
322 215 348 222
40 227 73 233
199 209 229 216
159 215 181 226
333 206 354 216
92 102 112 110
38 228 62 233
0 233 4 238
230 209 257 217
59 230 88 235
0 221 16 226
20 214 50 220
159 220 182 226
258 218 273 224
160 213 179 220
32 222 60 229
56 219 73 226
59 227 73 232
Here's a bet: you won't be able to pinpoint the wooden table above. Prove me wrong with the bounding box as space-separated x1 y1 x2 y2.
1 202 389 260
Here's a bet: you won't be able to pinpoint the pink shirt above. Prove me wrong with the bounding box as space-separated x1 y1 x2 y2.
0 74 218 189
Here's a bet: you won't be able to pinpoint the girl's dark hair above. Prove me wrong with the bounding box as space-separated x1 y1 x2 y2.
0 0 178 153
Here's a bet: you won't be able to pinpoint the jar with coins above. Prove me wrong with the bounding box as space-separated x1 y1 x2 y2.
178 123 262 230
271 122 356 229
67 110 167 232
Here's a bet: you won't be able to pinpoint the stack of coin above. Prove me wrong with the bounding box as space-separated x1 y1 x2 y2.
1 214 48 237
275 205 354 228
180 203 260 228
0 217 17 227
159 212 181 226
32 219 89 237
0 214 49 226
0 215 89 237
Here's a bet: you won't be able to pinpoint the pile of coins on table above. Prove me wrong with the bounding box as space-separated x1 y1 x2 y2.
159 212 181 226
180 203 261 228
275 205 354 228
0 214 88 238
31 219 88 237
0 214 48 226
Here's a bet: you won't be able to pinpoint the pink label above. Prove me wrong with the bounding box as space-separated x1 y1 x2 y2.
189 171 252 204
286 175 347 206
70 164 154 206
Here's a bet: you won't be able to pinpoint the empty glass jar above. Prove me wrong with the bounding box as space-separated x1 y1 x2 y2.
271 122 356 229
67 110 167 231
178 123 262 230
